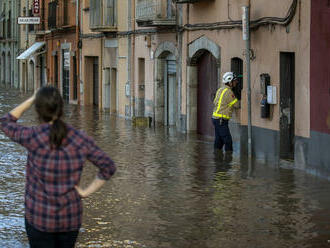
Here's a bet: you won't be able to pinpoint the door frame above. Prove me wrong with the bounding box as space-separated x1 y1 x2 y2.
279 52 295 160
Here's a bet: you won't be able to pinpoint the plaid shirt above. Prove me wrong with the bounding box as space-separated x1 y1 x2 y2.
0 113 116 233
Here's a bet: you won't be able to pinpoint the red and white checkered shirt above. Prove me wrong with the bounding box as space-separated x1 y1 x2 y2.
0 113 116 232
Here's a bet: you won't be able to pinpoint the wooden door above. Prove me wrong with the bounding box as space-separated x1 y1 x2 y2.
197 52 218 136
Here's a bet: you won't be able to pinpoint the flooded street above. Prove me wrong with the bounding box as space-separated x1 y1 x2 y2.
1 89 330 248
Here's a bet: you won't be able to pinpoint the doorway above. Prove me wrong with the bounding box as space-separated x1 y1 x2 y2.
28 60 34 91
110 68 117 114
137 58 145 116
62 50 70 102
165 56 177 126
54 55 58 89
93 57 99 106
280 52 295 160
39 55 45 87
1 52 5 85
197 51 218 137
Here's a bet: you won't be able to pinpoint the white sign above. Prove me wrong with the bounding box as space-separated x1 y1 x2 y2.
64 52 70 68
267 86 277 104
18 17 40 24
125 82 130 97
242 7 249 41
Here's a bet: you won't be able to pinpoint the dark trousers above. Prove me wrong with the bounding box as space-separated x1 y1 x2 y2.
25 219 79 248
212 118 233 152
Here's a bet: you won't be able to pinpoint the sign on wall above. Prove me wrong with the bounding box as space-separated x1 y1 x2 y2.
18 17 40 24
33 0 40 15
64 52 70 68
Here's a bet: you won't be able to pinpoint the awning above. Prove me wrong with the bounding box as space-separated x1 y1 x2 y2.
17 42 45 60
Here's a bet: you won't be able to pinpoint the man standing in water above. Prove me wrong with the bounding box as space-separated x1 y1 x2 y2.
212 72 240 152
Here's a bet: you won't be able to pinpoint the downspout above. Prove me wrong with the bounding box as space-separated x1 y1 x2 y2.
128 0 132 118
185 3 189 132
100 35 103 110
79 0 83 104
130 0 136 118
26 0 29 49
76 0 80 104
177 3 183 131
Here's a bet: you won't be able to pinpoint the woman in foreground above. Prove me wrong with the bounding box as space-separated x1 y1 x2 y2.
0 86 116 248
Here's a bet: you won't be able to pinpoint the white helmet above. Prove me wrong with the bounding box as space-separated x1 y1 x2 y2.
222 71 235 84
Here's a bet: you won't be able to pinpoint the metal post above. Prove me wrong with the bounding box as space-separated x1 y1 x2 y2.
26 0 29 49
242 5 252 158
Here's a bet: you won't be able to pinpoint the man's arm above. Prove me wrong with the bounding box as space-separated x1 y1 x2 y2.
228 90 240 108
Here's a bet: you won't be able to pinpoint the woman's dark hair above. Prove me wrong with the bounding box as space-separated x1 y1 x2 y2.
35 86 67 149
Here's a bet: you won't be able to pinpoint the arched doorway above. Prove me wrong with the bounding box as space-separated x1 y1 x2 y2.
187 36 221 134
197 51 218 136
28 60 35 91
155 52 177 126
154 42 179 127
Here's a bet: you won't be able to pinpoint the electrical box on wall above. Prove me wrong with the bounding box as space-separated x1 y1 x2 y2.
267 86 277 104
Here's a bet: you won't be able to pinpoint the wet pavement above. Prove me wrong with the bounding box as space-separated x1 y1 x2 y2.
1 89 330 248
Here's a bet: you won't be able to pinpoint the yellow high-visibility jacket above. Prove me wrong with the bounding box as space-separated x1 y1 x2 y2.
212 86 239 119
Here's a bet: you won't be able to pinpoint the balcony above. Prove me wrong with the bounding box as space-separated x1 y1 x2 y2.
175 0 211 3
136 0 176 27
90 0 117 32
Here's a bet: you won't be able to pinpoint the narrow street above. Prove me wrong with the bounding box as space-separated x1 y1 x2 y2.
1 89 330 248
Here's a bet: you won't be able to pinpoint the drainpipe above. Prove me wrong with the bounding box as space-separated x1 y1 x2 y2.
76 0 80 104
177 3 183 131
79 0 83 104
100 38 103 110
130 0 136 118
128 0 132 118
26 0 28 49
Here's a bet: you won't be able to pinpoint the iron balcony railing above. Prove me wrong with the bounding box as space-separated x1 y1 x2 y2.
175 0 210 3
136 0 176 26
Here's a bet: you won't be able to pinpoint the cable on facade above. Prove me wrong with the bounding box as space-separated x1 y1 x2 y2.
181 0 298 31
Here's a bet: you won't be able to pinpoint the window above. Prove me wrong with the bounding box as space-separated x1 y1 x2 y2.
104 0 116 26
7 10 11 38
48 2 57 29
63 0 69 25
231 57 243 100
90 0 101 27
85 0 90 8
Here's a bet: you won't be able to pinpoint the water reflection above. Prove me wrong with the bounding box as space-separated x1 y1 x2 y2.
1 89 330 248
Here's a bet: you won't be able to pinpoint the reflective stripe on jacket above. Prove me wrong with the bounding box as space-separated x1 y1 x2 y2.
212 86 239 119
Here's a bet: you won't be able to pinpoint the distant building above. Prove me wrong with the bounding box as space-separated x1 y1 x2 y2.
0 0 20 88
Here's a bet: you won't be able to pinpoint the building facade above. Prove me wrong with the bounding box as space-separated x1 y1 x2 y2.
17 0 39 92
175 0 329 176
7 0 330 177
0 0 20 88
42 0 80 103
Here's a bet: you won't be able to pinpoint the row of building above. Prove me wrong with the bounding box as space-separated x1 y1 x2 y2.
1 0 329 177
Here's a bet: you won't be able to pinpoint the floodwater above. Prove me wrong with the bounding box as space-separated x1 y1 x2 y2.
1 89 330 248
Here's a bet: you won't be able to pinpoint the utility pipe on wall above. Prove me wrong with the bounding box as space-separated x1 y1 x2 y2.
25 0 29 49
76 0 80 104
242 5 252 158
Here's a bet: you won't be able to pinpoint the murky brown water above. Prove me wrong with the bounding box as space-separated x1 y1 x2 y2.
1 89 330 248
